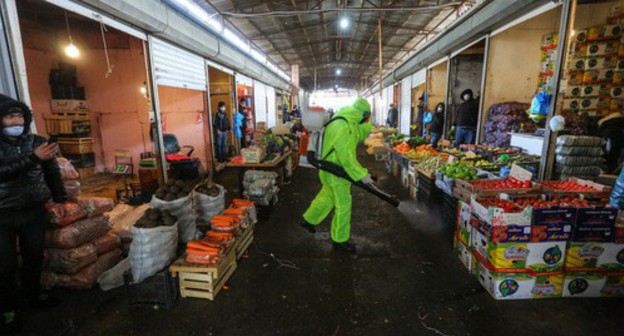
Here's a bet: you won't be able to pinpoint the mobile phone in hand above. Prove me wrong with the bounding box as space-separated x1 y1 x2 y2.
48 134 59 144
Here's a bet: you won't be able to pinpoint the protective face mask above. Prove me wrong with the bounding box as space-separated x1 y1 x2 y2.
2 125 24 137
219 107 226 112
463 94 471 101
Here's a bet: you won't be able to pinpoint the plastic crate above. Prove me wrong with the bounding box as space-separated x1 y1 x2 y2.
124 269 178 310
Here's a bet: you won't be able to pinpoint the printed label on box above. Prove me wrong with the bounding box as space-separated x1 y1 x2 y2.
562 272 624 298
572 225 614 243
586 41 620 56
582 84 611 97
586 56 618 69
531 223 572 242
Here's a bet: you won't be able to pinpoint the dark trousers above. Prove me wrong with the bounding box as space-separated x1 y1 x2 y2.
455 127 476 147
216 131 228 162
430 132 442 149
0 206 48 312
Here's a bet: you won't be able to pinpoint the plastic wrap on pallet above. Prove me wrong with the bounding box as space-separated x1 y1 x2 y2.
555 155 605 166
243 170 278 183
556 135 603 147
555 145 604 157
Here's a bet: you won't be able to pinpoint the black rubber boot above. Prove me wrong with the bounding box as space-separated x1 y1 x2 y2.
332 241 357 253
300 220 316 234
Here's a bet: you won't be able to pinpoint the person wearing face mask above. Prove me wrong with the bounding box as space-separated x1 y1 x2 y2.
0 95 67 334
454 89 479 147
235 98 248 148
300 97 373 253
429 103 445 149
213 101 231 163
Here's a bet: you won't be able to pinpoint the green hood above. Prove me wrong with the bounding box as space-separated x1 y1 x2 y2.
334 97 371 124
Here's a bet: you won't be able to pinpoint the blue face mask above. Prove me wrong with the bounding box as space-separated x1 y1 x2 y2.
3 125 24 137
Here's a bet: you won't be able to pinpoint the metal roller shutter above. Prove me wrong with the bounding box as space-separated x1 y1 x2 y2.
266 86 276 128
400 76 412 134
254 81 267 124
411 69 426 88
151 38 206 90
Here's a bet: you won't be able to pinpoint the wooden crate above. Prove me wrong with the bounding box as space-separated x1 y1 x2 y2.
44 112 90 136
169 247 237 301
77 167 95 179
58 137 94 154
235 224 254 259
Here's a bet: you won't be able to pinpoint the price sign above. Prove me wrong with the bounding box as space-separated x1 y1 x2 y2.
510 163 533 182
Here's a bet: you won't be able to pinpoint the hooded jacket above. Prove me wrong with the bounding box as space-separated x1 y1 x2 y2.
430 103 445 134
321 98 370 182
213 111 231 132
455 89 479 128
0 94 66 210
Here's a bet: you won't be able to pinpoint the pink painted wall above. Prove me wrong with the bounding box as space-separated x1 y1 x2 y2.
157 85 212 171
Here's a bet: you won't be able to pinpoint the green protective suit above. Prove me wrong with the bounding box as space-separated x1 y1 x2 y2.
303 98 372 243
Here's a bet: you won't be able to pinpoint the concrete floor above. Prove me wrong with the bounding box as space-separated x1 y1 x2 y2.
21 148 624 336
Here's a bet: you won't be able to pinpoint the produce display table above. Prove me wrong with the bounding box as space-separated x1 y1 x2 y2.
226 149 292 196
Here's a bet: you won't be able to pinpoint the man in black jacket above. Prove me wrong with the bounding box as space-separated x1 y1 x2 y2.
429 103 445 149
454 89 479 147
0 95 66 334
386 103 398 128
213 101 231 163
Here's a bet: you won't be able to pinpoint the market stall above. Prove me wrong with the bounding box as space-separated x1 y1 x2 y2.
208 63 236 152
448 40 486 136
236 74 255 147
480 5 562 149
18 1 159 200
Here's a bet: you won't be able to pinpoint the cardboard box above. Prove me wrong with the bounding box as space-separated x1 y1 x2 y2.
562 272 624 297
567 58 586 72
475 254 564 300
587 24 622 42
50 99 88 113
611 86 624 98
567 71 585 86
453 187 471 204
583 69 615 84
565 85 583 98
562 98 581 110
571 42 588 57
531 223 572 242
541 32 558 49
574 30 587 44
456 201 472 247
566 242 624 271
455 236 473 273
471 197 532 227
582 84 611 97
580 97 611 110
614 70 624 85
586 41 620 56
586 56 618 70
611 98 624 110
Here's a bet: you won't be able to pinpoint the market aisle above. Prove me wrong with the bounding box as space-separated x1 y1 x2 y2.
23 148 623 336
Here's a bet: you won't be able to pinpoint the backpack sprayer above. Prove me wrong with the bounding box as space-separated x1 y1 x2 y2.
306 117 400 208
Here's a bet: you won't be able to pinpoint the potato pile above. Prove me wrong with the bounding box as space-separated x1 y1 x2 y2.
155 179 194 201
195 179 220 197
135 208 176 229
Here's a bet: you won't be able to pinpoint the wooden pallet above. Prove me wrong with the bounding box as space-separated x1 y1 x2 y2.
58 137 94 154
169 246 237 301
235 225 254 259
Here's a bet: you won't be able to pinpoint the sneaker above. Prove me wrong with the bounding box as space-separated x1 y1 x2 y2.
300 220 317 233
1 311 22 335
28 293 61 309
332 241 357 253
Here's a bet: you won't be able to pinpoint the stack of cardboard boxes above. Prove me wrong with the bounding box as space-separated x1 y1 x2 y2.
454 178 624 300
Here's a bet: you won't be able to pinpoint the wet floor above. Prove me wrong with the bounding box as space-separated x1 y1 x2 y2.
22 148 624 336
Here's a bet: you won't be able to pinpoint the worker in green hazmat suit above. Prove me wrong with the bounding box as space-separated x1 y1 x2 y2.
301 97 374 253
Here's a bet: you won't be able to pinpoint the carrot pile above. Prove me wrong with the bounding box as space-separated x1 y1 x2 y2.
185 199 257 265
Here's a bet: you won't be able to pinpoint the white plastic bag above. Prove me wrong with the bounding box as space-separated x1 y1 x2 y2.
129 223 178 283
97 257 131 291
150 195 196 242
193 185 225 226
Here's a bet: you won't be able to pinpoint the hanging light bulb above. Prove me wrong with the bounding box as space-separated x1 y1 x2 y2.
64 11 80 58
336 68 342 75
340 17 349 30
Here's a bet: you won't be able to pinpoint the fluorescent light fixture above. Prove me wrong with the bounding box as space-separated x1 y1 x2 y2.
336 68 342 75
340 17 349 29
171 0 222 31
224 28 250 53
250 48 267 64
65 42 80 58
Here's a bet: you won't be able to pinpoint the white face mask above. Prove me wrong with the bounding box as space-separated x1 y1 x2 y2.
3 125 24 137
219 107 226 112
463 94 471 101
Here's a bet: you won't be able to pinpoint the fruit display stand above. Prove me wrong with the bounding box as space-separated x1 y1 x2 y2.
169 245 237 301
